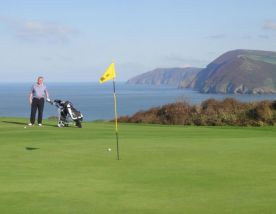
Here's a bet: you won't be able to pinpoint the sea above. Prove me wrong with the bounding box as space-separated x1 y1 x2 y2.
0 82 276 121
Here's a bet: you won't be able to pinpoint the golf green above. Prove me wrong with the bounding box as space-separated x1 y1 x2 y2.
0 118 276 213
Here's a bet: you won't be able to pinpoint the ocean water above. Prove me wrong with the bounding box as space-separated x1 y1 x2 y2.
0 82 276 121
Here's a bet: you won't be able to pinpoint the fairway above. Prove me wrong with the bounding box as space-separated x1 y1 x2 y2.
0 118 276 214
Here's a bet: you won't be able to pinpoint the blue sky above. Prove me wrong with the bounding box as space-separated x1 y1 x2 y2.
0 0 276 82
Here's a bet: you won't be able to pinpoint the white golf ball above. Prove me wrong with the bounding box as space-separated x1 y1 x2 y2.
108 148 111 151
24 126 26 129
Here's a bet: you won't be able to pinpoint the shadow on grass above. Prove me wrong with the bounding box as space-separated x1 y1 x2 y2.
1 120 27 125
25 147 40 150
1 120 57 127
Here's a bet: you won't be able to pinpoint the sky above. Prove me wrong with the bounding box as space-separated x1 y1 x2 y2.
0 0 276 82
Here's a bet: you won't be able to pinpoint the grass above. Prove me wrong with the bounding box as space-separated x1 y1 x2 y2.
243 54 276 65
0 118 276 213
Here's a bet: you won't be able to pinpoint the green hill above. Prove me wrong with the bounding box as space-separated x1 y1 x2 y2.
192 49 276 94
1 118 276 213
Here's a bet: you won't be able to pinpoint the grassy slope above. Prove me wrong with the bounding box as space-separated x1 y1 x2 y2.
0 118 276 214
244 54 276 65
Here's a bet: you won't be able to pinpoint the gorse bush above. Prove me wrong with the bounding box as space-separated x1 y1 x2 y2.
118 98 276 126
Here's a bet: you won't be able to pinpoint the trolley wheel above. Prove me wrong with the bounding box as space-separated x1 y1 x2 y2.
76 120 82 128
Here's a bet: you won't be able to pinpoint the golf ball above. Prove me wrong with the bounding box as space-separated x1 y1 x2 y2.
108 148 111 151
24 126 26 129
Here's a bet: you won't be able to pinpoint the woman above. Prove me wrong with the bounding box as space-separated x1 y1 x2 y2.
28 76 50 126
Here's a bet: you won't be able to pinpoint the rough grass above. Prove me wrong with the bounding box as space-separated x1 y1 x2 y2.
0 118 276 214
244 54 276 65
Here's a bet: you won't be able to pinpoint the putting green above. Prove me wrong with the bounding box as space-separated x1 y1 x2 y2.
0 118 276 214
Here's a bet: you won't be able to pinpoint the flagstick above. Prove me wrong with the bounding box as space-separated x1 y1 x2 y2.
113 79 120 160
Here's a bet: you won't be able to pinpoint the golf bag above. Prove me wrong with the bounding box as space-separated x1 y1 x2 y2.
48 99 83 128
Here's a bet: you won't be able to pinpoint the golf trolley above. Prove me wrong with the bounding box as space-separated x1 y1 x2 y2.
47 99 83 128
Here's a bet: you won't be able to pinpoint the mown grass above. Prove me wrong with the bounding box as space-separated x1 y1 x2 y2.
0 118 276 214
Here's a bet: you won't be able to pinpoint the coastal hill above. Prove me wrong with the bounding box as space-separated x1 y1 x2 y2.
126 67 202 87
191 49 276 94
127 49 276 94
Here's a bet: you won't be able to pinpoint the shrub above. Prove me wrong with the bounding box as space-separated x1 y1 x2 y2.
117 98 276 126
253 101 273 121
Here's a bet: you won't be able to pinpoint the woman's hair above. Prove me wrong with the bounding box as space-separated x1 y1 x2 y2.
37 76 44 81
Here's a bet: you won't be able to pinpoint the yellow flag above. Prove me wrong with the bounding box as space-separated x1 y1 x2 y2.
99 62 116 83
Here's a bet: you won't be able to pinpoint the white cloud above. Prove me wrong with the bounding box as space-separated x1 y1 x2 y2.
0 16 76 43
17 21 76 42
263 20 276 31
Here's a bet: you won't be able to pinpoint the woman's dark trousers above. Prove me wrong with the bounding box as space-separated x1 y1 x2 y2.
30 98 45 124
